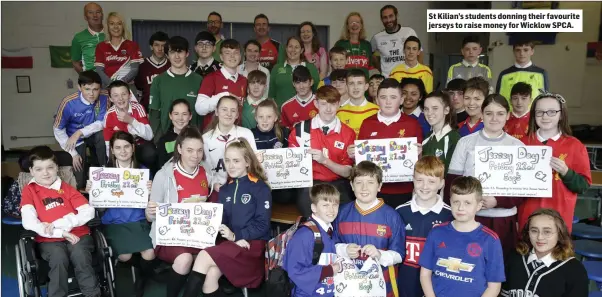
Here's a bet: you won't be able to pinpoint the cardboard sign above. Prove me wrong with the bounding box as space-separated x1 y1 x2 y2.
88 167 149 208
258 148 313 189
155 203 223 249
474 146 553 197
334 257 386 297
354 138 419 182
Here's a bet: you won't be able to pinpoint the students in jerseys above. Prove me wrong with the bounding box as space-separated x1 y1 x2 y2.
180 138 272 297
238 40 270 99
518 91 591 233
103 80 156 174
280 66 318 129
448 94 523 255
203 96 257 193
445 78 468 126
289 85 356 217
457 77 489 137
269 36 320 108
20 146 100 297
356 78 423 208
367 74 385 103
502 208 588 297
334 12 372 79
421 90 460 174
318 46 347 88
253 99 289 150
94 12 143 89
157 99 192 167
134 31 170 110
504 82 532 140
419 176 504 297
396 156 453 297
145 127 210 297
337 69 380 137
196 39 248 130
241 70 268 129
400 77 430 138
86 131 157 297
446 35 492 86
283 184 342 297
333 161 405 297
390 36 434 94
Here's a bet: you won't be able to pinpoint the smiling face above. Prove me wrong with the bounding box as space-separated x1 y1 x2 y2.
294 79 313 98
413 172 444 202
216 98 239 127
30 159 58 187
111 139 134 164
254 17 269 38
196 41 215 59
482 101 509 135
346 76 368 100
347 15 363 35
377 87 403 117
109 86 130 111
450 193 481 223
300 24 314 44
107 15 124 39
534 98 561 132
311 199 340 224
207 14 222 35
463 89 485 118
245 43 260 63
248 81 266 99
220 47 241 69
528 214 559 257
286 39 303 62
169 103 192 132
423 97 449 127
255 105 278 132
330 53 347 70
315 99 338 123
351 174 382 204
168 48 189 69
380 7 397 31
402 84 421 111
225 147 249 178
177 138 203 169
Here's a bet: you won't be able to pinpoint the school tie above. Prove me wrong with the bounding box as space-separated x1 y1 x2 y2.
218 134 231 143
322 126 329 135
327 227 333 238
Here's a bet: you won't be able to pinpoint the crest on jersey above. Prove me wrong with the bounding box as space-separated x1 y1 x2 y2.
398 129 406 137
274 141 283 149
376 225 387 237
334 141 345 150
435 148 443 157
309 110 317 118
241 194 251 204
121 49 127 55
466 242 482 257
200 180 208 188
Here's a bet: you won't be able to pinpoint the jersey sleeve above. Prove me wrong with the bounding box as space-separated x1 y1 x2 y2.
149 76 161 111
370 34 378 52
129 42 144 63
94 42 106 69
310 64 320 92
103 112 113 141
484 236 505 283
418 228 436 270
19 185 34 207
283 227 324 295
268 67 277 100
198 73 216 97
280 105 291 128
388 211 406 260
448 137 468 176
71 35 82 62
53 99 71 129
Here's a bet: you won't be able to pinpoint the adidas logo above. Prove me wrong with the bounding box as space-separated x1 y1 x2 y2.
371 132 378 136
113 126 120 131
176 185 183 191
293 113 298 118
438 242 446 248
405 224 413 231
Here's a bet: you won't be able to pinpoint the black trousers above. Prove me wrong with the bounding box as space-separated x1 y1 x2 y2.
74 132 106 190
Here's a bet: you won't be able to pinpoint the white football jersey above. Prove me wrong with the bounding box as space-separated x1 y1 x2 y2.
370 26 419 77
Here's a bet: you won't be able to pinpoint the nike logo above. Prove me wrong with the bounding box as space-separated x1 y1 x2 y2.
209 148 216 152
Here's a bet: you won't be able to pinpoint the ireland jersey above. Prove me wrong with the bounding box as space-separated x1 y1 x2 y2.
71 28 105 71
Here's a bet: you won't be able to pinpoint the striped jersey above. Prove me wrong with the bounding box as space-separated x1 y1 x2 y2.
94 39 144 81
389 63 434 93
333 199 405 297
103 102 151 143
336 99 379 137
53 92 110 145
457 118 484 137
71 27 105 71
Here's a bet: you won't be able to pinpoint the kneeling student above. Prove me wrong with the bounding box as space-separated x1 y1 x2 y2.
419 176 504 297
283 184 342 297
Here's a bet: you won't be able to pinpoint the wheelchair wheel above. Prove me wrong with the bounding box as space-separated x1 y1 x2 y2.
93 229 115 297
15 244 26 297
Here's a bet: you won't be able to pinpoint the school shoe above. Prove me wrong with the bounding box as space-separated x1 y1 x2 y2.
219 276 238 295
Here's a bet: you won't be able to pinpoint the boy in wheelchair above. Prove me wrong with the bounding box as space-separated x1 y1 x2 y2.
20 146 101 297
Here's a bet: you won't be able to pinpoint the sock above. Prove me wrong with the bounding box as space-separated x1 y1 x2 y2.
139 257 161 277
166 268 188 297
181 271 207 297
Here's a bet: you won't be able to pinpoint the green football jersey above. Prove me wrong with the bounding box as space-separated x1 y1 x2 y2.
268 62 319 108
422 128 461 175
71 28 105 71
334 39 372 79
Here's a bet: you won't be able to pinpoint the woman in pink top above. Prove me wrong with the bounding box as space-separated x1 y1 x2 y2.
299 21 328 79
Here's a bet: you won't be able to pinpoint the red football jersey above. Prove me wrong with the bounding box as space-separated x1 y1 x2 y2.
259 39 279 70
134 57 170 107
173 164 210 202
518 134 591 233
504 112 530 140
95 39 144 81
280 94 318 129
358 113 424 194
20 181 91 243
289 117 356 181
103 102 150 142
198 70 247 130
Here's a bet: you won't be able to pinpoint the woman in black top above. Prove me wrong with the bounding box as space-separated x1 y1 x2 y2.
502 208 588 297
157 99 192 167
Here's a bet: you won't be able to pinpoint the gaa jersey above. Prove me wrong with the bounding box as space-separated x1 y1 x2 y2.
504 112 529 140
357 112 423 195
134 57 170 108
53 92 110 146
418 222 505 297
370 26 419 77
259 39 280 71
280 94 318 129
71 27 105 71
457 118 484 137
389 63 434 93
333 199 405 297
395 197 453 297
197 68 247 130
288 117 355 182
94 39 144 81
173 162 209 202
334 39 372 78
518 133 591 233
336 99 379 137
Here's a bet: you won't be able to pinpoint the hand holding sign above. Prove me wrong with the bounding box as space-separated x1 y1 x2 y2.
89 167 150 208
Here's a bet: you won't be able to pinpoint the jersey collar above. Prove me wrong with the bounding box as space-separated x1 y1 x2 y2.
427 124 452 142
284 61 306 69
174 161 199 179
377 110 402 125
409 106 422 118
311 116 342 134
514 61 533 69
220 67 239 82
462 59 479 68
536 129 561 142
345 98 368 107
295 93 316 107
167 69 193 77
87 26 103 36
410 194 445 214
79 92 94 105
511 111 530 119
196 57 215 69
29 177 62 190
527 249 557 267
311 214 333 233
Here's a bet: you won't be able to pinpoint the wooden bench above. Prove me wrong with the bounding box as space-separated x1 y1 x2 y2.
271 203 301 225
592 171 602 189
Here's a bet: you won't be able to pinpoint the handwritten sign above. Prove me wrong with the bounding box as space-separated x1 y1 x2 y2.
258 148 313 189
354 138 418 182
474 146 552 197
89 167 149 208
334 257 386 297
155 203 223 249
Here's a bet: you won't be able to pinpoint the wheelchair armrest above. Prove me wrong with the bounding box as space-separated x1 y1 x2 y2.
19 229 37 239
87 217 102 228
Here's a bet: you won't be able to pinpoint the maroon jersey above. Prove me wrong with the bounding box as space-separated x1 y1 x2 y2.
135 57 170 107
94 39 144 81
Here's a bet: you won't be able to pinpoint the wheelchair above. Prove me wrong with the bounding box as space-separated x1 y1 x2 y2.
15 218 116 297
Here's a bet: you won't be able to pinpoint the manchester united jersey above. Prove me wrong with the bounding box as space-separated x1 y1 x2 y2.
280 94 318 129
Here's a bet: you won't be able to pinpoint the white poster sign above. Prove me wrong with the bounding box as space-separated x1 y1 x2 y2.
354 138 418 182
89 167 149 208
334 257 386 297
155 203 223 249
258 147 313 189
474 146 553 197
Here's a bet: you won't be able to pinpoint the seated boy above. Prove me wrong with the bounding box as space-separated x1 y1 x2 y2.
446 36 492 88
189 31 221 78
281 66 318 129
367 74 384 103
333 160 405 297
242 70 268 129
390 36 434 93
283 184 342 297
503 82 532 140
289 85 356 217
419 176 504 297
20 146 99 297
103 80 157 173
53 70 109 190
318 46 347 88
496 39 548 105
337 69 380 137
445 78 468 125
396 156 452 297
457 77 489 137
